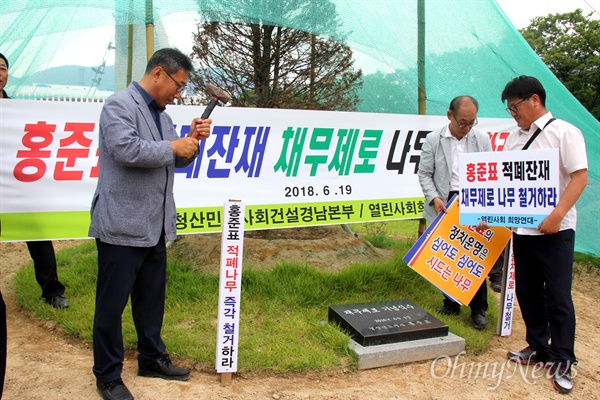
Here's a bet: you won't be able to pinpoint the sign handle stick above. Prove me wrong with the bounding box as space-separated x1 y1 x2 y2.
220 372 233 385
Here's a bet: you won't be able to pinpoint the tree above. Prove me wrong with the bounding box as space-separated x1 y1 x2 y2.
358 70 416 114
188 0 362 111
520 9 600 120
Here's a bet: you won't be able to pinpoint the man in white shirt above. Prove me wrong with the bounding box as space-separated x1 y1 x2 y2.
501 76 588 395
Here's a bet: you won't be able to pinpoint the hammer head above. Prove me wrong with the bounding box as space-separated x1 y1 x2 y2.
206 83 231 105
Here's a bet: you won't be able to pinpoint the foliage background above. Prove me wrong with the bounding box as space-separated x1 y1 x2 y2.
520 9 600 121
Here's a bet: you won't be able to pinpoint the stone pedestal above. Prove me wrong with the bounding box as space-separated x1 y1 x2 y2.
348 333 465 370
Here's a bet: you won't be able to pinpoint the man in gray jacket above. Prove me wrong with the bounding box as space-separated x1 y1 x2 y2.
89 48 212 400
417 95 492 330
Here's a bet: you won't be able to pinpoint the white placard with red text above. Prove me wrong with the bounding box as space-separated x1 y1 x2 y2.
497 241 516 336
0 99 516 240
216 201 245 373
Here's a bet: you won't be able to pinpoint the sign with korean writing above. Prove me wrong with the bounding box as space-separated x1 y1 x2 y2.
216 201 245 373
0 99 515 241
458 149 560 228
497 242 516 336
403 196 512 305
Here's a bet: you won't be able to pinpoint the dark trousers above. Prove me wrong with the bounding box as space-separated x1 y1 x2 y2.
513 230 577 364
442 190 488 312
443 281 488 312
0 291 6 399
488 249 505 283
26 241 65 299
92 238 167 382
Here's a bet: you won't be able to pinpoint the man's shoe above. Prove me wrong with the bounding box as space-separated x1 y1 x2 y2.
96 378 134 400
436 305 460 316
471 309 488 330
45 295 69 309
507 346 547 365
550 363 574 394
138 353 190 381
490 281 502 293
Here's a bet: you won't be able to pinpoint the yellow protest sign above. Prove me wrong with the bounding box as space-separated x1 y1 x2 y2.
404 196 511 305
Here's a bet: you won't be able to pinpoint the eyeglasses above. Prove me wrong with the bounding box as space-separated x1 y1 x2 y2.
451 113 478 129
163 68 186 93
505 95 532 114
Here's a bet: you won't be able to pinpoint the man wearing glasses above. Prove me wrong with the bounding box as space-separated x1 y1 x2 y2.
89 48 212 400
417 95 492 330
502 76 588 395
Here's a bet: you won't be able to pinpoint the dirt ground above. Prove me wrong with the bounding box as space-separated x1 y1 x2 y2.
1 227 599 400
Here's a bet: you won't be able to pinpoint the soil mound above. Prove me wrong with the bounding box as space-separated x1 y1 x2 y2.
170 225 393 273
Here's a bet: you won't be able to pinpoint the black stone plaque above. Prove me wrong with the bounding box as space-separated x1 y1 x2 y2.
328 299 448 346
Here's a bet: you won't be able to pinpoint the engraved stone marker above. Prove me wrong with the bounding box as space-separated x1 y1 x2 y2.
328 299 448 346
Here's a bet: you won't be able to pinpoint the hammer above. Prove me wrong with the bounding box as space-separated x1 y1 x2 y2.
200 83 231 119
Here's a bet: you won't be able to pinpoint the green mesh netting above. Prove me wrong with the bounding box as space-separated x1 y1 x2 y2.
1 0 599 255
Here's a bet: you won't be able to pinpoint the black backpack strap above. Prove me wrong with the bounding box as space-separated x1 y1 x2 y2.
522 118 556 150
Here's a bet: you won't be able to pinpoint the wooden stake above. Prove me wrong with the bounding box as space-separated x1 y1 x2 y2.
220 372 233 385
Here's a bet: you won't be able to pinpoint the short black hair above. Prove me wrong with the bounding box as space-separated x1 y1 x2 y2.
0 53 8 69
449 95 479 113
501 75 546 107
145 48 193 75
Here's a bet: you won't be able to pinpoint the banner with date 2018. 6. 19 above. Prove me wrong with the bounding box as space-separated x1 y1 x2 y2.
0 100 516 240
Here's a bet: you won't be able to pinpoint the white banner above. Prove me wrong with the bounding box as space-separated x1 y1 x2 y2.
0 99 517 240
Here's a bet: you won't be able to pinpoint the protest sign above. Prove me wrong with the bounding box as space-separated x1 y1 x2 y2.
458 149 559 228
404 196 512 305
